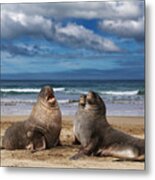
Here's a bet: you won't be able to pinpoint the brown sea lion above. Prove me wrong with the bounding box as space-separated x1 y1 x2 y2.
2 123 46 151
71 91 145 161
2 86 62 151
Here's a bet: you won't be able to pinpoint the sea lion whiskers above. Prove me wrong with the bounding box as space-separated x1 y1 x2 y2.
39 99 59 111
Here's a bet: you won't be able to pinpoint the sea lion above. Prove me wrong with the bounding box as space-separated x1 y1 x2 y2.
2 123 46 151
2 86 62 151
72 95 86 145
71 91 145 161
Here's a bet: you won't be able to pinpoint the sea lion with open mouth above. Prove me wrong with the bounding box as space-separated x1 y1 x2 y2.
71 91 145 161
2 86 62 151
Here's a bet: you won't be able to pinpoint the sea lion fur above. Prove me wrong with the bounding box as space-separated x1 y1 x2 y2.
71 91 145 161
2 86 62 151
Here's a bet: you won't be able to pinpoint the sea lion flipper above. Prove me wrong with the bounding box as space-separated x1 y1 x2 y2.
56 139 62 146
97 145 145 161
26 128 47 152
70 137 98 160
29 136 46 153
34 136 46 151
70 151 84 160
72 136 81 145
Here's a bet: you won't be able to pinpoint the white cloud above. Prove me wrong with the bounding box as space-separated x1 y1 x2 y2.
1 10 55 39
108 1 143 19
55 23 121 52
1 1 144 52
99 17 144 40
1 10 121 52
2 1 143 20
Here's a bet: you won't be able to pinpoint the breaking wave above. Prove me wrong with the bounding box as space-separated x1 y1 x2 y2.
1 87 65 94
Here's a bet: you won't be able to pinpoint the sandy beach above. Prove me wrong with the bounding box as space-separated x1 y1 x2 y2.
0 115 144 170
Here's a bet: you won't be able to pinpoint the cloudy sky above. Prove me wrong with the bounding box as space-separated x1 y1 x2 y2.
1 1 145 79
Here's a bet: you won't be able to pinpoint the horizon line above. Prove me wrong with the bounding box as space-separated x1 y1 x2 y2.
1 78 145 81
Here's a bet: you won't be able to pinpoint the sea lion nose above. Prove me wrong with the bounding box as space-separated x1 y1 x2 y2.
47 87 54 93
87 91 92 95
80 94 86 99
87 91 95 98
50 88 54 94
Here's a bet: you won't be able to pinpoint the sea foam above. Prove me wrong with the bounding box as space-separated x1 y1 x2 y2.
1 87 65 93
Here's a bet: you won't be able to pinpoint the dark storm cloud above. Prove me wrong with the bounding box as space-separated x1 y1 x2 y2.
1 44 41 57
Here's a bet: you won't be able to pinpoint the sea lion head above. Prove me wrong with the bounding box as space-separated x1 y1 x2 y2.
38 86 58 108
79 94 86 108
85 91 106 115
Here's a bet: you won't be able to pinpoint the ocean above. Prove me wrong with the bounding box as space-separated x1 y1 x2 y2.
1 80 144 116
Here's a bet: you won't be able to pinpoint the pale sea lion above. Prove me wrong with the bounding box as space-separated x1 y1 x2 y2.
71 91 145 161
72 95 86 145
2 86 62 151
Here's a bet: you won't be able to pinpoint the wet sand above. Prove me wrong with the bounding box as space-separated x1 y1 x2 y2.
0 115 145 170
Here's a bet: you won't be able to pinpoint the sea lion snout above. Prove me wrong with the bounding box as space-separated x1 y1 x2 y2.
39 86 57 106
84 91 106 116
47 95 56 105
79 95 86 107
86 91 104 106
39 86 54 99
87 91 96 99
86 91 97 105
